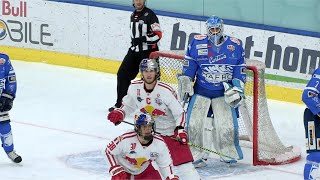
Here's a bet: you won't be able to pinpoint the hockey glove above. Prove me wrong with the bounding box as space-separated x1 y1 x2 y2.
174 126 188 145
0 93 14 112
166 175 179 180
177 75 194 102
223 82 243 108
131 36 147 46
109 165 127 180
107 108 125 126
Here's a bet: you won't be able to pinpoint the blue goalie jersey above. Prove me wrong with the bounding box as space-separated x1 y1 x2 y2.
182 35 246 97
0 53 17 97
302 67 320 115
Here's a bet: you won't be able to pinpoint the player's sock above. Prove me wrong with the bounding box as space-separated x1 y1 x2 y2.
304 152 320 179
0 121 14 152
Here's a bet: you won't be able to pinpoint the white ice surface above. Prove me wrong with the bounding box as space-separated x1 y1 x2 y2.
0 60 306 179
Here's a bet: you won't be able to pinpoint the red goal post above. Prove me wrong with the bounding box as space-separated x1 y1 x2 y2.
150 50 301 166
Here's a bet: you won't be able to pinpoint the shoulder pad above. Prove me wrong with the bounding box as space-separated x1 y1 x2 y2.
230 37 241 46
194 35 207 40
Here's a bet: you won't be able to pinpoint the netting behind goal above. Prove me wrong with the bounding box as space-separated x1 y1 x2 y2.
150 51 301 166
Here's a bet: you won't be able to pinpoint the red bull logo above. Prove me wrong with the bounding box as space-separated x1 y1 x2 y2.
125 156 138 166
2 0 27 17
140 105 166 118
125 156 148 168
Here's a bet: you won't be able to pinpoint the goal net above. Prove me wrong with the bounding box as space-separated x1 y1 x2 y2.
150 50 301 166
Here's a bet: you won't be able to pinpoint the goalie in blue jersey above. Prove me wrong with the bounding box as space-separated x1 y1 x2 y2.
302 68 320 179
0 53 21 163
178 15 246 167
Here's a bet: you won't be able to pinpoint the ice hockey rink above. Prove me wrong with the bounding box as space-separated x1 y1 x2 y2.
0 60 306 179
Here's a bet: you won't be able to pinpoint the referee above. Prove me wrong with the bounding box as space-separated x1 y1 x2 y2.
109 0 162 112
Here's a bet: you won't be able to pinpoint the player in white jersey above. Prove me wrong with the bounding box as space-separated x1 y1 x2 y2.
105 112 178 180
107 58 201 180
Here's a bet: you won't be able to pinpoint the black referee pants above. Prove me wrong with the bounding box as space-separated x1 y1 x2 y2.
115 49 156 107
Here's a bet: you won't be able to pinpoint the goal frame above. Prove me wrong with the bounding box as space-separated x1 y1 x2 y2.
150 51 301 166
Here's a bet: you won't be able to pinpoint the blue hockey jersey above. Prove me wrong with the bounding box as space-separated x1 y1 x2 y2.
182 35 246 98
0 53 17 97
302 67 320 115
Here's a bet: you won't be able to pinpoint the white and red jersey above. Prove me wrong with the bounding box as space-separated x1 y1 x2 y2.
105 131 174 177
121 80 186 136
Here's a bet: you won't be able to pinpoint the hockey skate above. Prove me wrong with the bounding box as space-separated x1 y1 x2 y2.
7 150 22 163
220 157 237 167
192 158 207 168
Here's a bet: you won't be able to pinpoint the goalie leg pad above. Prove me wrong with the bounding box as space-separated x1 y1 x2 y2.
186 94 211 161
304 108 320 153
0 121 14 152
211 97 243 160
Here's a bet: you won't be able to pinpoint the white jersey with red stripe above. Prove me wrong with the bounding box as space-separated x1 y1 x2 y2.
105 131 173 176
121 80 186 136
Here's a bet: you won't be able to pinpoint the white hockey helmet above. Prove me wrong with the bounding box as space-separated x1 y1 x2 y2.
139 58 159 73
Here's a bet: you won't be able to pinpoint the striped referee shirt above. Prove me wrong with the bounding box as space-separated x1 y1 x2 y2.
130 7 162 52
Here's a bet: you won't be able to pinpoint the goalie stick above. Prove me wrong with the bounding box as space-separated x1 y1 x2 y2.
122 120 237 161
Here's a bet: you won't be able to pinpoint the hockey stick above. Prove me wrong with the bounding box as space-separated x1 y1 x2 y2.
182 93 189 108
122 120 237 160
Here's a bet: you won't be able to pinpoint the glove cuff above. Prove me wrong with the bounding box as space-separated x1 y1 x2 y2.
114 108 125 117
109 165 125 176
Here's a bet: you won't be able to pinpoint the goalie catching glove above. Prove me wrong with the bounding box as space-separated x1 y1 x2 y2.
223 79 244 108
107 108 125 125
177 75 194 102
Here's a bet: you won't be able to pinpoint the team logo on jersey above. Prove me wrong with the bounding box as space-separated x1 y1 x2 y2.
227 45 235 52
198 49 208 55
196 44 207 49
155 97 163 105
230 37 241 45
183 60 189 66
140 106 167 117
144 12 149 16
202 64 233 82
308 91 317 97
194 35 207 40
125 156 138 166
0 58 5 65
8 75 16 83
150 152 159 158
137 96 143 102
313 74 320 79
209 53 226 63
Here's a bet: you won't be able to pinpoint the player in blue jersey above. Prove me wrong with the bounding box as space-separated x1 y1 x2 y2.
302 67 320 179
0 53 22 163
178 15 246 167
